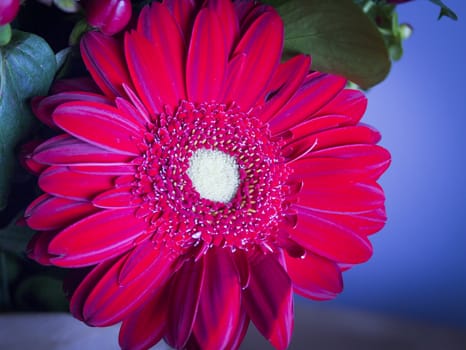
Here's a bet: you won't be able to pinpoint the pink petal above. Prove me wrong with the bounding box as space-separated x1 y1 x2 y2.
81 31 133 98
304 144 391 180
48 209 147 267
163 0 199 41
315 89 368 124
119 286 169 350
193 248 241 350
31 91 112 129
70 258 116 321
232 249 250 289
317 209 387 237
25 194 98 231
165 257 205 349
291 181 385 214
224 308 250 350
92 187 140 209
283 125 382 160
229 9 283 109
243 253 293 350
27 230 57 265
207 0 239 53
269 73 346 135
285 251 343 300
135 3 186 107
38 166 115 200
33 134 132 166
187 7 227 102
53 101 142 155
286 206 373 264
83 244 176 326
260 54 311 123
67 164 135 175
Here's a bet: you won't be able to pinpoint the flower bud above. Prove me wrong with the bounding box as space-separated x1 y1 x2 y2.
83 0 132 36
0 0 20 25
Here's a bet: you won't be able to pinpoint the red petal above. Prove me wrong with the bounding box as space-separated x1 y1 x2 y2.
31 91 112 129
315 88 368 124
69 258 116 321
83 245 176 326
261 54 311 123
81 32 133 98
243 253 293 350
285 251 343 300
92 187 140 209
38 166 114 200
163 0 199 41
53 101 142 155
27 230 57 265
224 308 250 350
26 194 98 231
135 3 186 108
187 7 227 102
287 206 373 264
207 0 239 53
33 134 132 166
119 286 169 350
292 181 385 214
269 73 346 135
193 248 241 350
68 164 135 175
317 209 387 237
283 125 382 160
230 9 283 109
48 209 147 267
165 258 205 349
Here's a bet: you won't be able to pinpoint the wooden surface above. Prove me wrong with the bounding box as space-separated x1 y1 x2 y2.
1 303 465 349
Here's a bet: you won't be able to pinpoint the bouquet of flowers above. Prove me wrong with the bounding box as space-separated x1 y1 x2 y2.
0 1 456 349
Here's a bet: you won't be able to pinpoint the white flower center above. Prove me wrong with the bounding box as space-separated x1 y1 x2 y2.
187 148 240 203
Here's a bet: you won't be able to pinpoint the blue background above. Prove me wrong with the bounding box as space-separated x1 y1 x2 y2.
327 0 466 328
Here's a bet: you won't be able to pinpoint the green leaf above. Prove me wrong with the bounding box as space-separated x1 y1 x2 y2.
15 275 69 311
0 31 56 210
276 0 391 88
429 0 458 21
0 214 35 255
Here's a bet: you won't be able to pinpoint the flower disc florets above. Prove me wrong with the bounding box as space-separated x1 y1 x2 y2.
134 101 289 252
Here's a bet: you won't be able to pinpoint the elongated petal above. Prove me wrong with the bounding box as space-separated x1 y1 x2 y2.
292 181 385 214
119 286 169 350
287 206 373 264
315 89 368 124
83 245 175 326
49 209 147 267
70 258 116 321
25 194 98 231
165 258 205 349
230 9 283 109
33 134 132 166
187 7 227 102
81 32 133 98
243 253 293 350
207 0 238 53
32 92 112 129
163 0 199 41
136 3 186 106
27 230 57 265
261 54 311 122
193 248 241 350
39 166 114 200
92 187 140 209
269 73 346 135
283 125 381 160
53 101 142 155
285 251 343 300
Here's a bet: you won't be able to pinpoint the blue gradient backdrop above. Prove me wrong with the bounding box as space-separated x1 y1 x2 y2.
327 0 466 327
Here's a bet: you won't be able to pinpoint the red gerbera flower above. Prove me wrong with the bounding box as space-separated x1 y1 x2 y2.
24 0 390 349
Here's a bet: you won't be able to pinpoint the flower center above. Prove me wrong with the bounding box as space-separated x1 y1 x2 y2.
133 101 290 253
187 148 239 203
